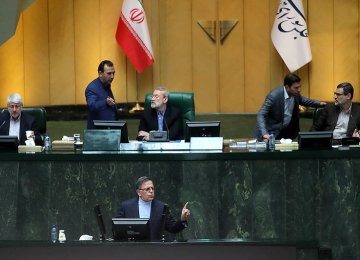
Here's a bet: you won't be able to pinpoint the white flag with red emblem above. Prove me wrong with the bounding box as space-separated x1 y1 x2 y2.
271 0 312 72
115 0 154 73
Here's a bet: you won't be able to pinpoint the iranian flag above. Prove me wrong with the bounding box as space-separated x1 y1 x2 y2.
115 0 154 73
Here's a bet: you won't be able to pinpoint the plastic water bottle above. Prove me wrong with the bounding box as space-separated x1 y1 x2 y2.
268 132 275 151
44 134 51 151
50 224 57 243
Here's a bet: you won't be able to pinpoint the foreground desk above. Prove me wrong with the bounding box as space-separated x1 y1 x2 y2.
0 147 359 260
0 239 328 260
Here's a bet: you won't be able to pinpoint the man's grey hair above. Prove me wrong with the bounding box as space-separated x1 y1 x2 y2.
7 93 23 104
154 86 169 97
135 176 153 190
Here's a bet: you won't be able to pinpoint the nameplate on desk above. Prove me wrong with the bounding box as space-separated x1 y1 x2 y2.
190 137 223 150
83 130 120 151
120 141 189 151
149 131 169 142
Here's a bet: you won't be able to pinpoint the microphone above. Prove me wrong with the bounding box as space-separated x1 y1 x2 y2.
163 115 170 141
160 204 169 242
93 204 107 241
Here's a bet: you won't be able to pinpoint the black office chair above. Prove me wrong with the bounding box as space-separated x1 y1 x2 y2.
0 107 47 136
144 92 195 131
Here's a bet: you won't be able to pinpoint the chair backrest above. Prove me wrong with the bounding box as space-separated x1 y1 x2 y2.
313 107 324 124
0 107 47 135
145 92 195 122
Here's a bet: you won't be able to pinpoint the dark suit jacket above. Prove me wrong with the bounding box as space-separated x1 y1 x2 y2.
0 112 43 145
85 78 118 129
114 197 186 241
255 86 322 140
138 104 183 140
311 102 360 137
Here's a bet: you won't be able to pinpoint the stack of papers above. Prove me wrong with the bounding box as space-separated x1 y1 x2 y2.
52 140 74 151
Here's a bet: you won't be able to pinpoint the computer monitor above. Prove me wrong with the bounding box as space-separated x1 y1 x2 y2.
298 131 333 149
0 135 19 150
93 120 129 143
112 218 149 241
185 121 221 142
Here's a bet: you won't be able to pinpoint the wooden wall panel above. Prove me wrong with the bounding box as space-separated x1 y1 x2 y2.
219 0 244 112
244 0 270 112
333 0 359 101
1 0 360 112
156 0 193 94
74 0 101 104
48 0 75 105
0 17 25 107
269 0 286 99
192 0 218 113
308 0 334 101
23 0 50 106
136 0 154 102
99 0 129 103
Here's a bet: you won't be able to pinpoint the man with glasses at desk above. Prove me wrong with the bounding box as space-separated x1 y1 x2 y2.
0 93 43 145
311 82 360 143
137 87 183 141
114 176 190 241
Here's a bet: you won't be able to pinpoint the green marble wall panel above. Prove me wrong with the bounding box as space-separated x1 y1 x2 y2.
0 162 19 239
318 158 360 260
285 159 319 240
17 161 50 240
218 160 253 239
1 152 360 260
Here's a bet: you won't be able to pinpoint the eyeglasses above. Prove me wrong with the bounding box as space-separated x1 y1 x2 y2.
151 95 164 100
334 92 345 97
138 187 154 192
8 104 21 109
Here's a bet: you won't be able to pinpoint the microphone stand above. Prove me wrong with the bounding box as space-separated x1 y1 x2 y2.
160 204 169 242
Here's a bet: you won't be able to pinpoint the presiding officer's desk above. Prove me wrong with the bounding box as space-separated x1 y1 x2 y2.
0 239 328 260
0 144 358 260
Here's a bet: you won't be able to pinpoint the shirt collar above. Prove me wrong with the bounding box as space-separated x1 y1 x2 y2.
283 86 290 100
10 114 21 122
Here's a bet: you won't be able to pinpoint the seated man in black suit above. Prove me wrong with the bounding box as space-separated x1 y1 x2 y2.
0 93 43 145
311 82 360 142
114 176 190 241
137 87 183 141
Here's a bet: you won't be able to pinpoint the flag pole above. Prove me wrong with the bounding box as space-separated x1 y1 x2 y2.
129 72 144 113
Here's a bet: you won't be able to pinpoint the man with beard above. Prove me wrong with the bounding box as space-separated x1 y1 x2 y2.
311 82 360 141
255 73 326 141
137 86 183 141
85 60 118 129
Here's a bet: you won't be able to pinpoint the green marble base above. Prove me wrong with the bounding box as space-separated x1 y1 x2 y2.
0 150 359 259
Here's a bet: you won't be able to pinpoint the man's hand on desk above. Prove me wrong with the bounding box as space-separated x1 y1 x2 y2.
138 131 150 141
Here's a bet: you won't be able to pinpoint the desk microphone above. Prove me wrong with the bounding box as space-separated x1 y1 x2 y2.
163 116 170 141
160 204 169 242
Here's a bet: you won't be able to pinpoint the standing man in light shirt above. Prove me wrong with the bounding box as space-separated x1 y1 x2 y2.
114 176 190 241
0 93 43 145
311 82 360 142
255 73 326 141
